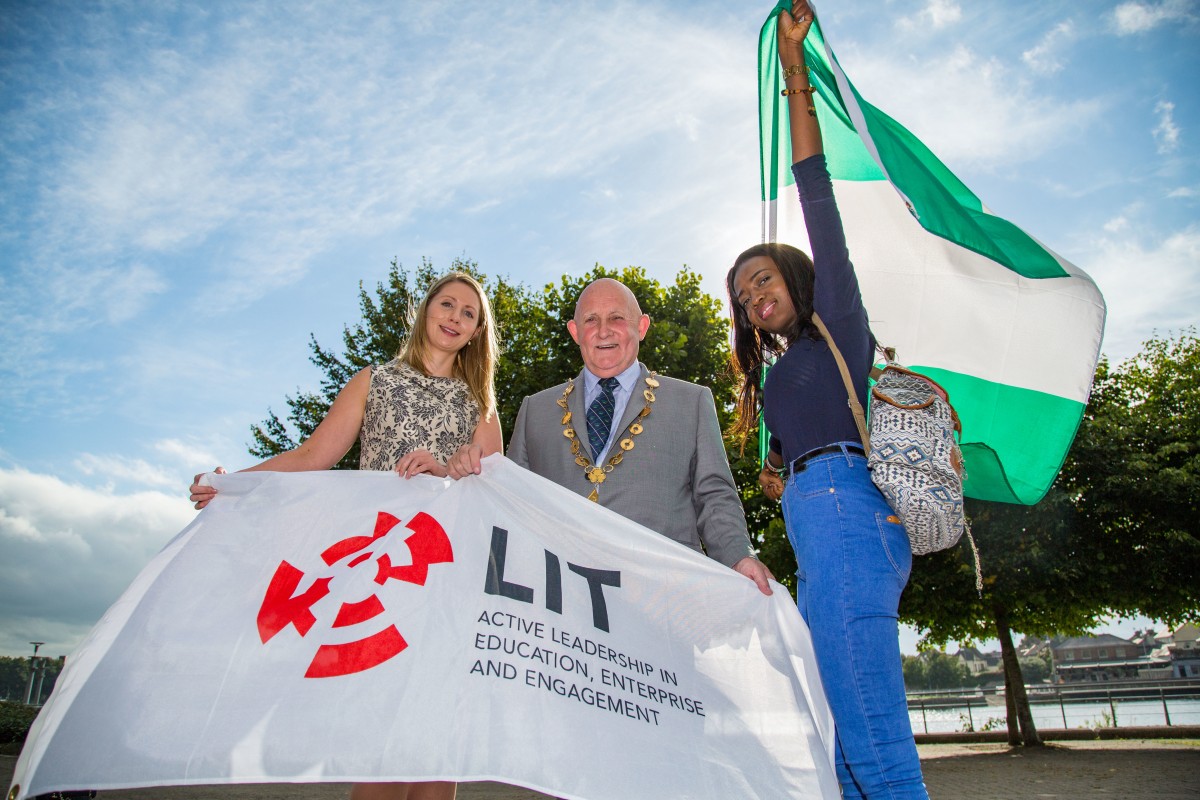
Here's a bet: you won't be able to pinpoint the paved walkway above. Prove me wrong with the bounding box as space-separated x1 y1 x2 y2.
5 739 1199 799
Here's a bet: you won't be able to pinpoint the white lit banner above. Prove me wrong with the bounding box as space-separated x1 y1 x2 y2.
11 456 838 800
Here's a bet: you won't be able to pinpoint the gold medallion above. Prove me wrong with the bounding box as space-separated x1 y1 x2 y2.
559 372 658 496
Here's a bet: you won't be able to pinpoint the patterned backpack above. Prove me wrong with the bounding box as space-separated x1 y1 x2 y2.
811 314 981 589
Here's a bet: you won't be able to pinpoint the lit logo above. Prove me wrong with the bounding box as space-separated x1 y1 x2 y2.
256 510 453 678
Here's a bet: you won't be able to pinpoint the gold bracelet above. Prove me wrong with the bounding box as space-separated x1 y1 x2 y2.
781 86 815 97
782 64 808 80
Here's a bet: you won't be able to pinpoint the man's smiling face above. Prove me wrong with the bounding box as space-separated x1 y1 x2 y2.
567 279 651 379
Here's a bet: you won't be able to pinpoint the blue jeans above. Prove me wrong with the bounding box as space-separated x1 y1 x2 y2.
782 444 928 800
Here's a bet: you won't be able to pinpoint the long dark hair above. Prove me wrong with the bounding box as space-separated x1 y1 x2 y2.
726 242 818 441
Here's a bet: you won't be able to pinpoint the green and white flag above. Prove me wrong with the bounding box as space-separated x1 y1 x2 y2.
758 3 1106 505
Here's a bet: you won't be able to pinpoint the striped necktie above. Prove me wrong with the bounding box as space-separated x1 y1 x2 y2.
586 376 620 460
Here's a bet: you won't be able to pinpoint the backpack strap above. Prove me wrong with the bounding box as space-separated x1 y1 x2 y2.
810 312 870 455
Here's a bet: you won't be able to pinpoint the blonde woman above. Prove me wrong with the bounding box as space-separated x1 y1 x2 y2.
189 271 501 800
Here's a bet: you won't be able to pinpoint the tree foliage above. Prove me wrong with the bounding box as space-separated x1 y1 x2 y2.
248 258 737 459
901 651 971 691
0 701 41 745
0 655 60 705
1058 330 1200 622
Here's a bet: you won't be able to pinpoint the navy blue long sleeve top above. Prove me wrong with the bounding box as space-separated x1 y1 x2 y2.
764 155 875 465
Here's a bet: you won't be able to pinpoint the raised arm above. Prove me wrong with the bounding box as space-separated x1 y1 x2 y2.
188 367 372 508
778 1 821 163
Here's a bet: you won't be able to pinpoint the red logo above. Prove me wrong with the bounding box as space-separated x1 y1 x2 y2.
257 510 454 678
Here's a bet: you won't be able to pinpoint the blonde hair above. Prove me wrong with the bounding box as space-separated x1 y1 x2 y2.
400 272 499 420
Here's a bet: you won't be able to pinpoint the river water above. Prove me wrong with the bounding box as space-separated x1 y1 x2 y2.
908 697 1200 734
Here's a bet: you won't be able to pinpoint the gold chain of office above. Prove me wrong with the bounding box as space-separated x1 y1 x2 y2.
559 372 659 502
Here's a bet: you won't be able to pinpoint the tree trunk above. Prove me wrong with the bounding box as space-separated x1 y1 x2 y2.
994 602 1043 747
1002 662 1021 747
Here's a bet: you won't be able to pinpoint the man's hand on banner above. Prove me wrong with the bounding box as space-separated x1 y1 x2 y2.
189 467 226 510
734 556 775 596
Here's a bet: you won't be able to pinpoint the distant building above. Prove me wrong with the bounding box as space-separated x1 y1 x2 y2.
1129 629 1159 651
1053 634 1151 683
956 646 1001 675
1039 626 1200 683
1157 623 1200 679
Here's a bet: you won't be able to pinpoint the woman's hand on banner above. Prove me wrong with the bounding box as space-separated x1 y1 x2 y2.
189 466 227 510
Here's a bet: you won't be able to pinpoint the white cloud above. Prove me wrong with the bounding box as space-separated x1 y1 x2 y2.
1167 186 1197 198
7 1 755 325
898 0 963 31
1021 20 1076 75
1153 100 1182 154
1 1 759 414
49 262 167 326
1112 0 1195 34
836 44 1103 169
154 438 222 470
73 453 177 488
1104 216 1130 232
1082 225 1200 360
0 467 194 655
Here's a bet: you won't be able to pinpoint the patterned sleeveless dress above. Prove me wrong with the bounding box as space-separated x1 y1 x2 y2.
358 358 480 471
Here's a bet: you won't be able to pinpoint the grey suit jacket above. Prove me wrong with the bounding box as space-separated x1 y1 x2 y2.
507 362 754 568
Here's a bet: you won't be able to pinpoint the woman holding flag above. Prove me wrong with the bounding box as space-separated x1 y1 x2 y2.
189 270 502 800
727 3 928 798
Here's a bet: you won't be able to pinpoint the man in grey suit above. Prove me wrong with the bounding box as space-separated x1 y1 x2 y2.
453 277 773 594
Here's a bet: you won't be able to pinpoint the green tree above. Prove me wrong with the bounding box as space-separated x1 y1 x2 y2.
901 654 926 691
0 656 28 702
1059 330 1200 621
901 651 968 691
248 258 794 587
926 651 970 690
899 330 1200 746
1018 656 1049 684
0 655 62 705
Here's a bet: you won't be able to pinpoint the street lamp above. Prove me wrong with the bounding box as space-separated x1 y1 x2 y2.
25 641 46 705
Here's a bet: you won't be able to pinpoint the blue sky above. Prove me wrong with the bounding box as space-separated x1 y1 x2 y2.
1 0 1196 658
